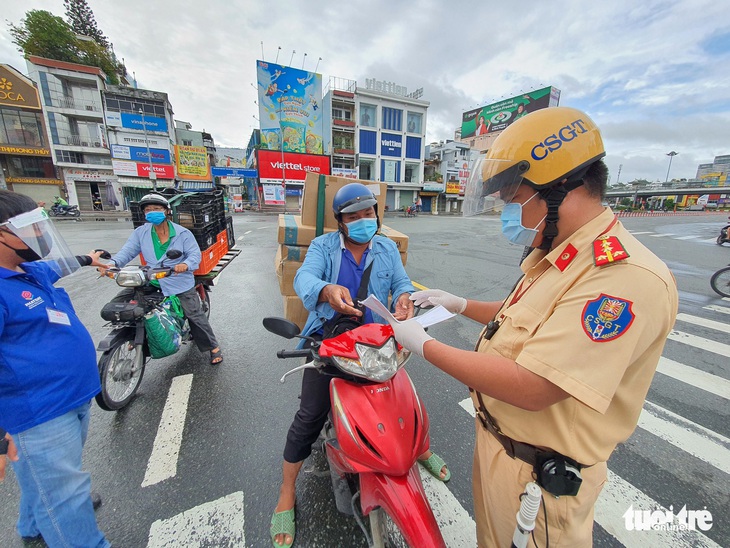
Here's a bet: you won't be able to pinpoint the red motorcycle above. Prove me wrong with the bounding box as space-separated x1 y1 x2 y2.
264 317 446 548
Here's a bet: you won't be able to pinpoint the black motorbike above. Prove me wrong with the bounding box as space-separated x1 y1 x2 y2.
717 217 730 245
95 249 212 410
49 201 81 217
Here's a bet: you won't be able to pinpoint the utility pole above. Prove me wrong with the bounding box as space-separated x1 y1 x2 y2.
665 151 678 183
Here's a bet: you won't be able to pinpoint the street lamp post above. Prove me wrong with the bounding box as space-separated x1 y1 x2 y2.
665 151 678 184
139 108 157 192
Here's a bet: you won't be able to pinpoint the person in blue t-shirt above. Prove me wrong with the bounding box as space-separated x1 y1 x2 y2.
0 190 110 547
270 183 451 548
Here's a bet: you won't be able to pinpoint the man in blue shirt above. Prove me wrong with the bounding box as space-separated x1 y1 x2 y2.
270 183 450 547
101 193 223 364
0 190 110 547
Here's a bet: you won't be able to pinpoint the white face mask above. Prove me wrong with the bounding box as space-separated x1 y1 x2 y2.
500 192 547 246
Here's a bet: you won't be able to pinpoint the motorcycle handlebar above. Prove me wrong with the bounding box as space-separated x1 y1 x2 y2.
277 349 312 359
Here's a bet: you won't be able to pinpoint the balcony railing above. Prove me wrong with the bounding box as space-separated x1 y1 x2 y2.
51 96 102 113
59 134 105 148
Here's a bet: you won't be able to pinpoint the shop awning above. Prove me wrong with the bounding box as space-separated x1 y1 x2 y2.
179 181 215 191
115 176 175 189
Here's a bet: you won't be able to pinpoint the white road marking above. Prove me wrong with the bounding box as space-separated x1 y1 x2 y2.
639 402 730 474
704 304 730 315
674 235 699 240
596 470 722 548
147 491 245 547
657 357 730 399
701 238 719 244
675 312 730 334
257 226 268 230
629 231 653 235
418 467 477 547
667 330 730 358
244 230 252 235
650 233 674 237
142 374 193 487
237 236 244 241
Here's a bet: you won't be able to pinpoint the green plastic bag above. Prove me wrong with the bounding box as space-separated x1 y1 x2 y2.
144 307 182 358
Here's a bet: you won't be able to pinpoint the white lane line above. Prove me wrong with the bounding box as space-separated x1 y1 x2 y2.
147 491 245 547
640 402 730 474
701 238 719 244
237 236 245 241
418 467 477 547
667 330 730 358
704 304 730 315
244 230 252 235
657 357 730 399
674 235 699 240
629 231 653 235
596 470 721 548
675 312 730 334
650 233 675 237
257 226 268 230
142 374 193 487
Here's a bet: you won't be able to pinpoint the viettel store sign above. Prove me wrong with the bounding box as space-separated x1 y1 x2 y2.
0 65 41 109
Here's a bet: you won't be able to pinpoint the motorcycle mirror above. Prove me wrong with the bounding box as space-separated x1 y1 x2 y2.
165 249 183 260
263 317 302 339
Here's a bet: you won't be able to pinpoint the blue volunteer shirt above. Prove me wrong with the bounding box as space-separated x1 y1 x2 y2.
0 261 100 434
333 247 374 325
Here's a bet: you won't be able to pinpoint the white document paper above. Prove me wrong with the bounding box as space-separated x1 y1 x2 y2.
360 295 455 328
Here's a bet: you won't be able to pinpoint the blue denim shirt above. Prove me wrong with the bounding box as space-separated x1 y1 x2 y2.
294 232 414 346
111 221 201 296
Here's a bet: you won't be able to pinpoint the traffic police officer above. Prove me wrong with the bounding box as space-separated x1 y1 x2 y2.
390 107 679 546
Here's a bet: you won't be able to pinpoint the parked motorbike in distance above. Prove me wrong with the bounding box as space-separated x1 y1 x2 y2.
717 216 730 245
264 317 446 548
95 249 212 410
48 200 81 218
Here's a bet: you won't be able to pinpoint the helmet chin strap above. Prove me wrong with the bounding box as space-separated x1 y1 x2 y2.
537 179 585 250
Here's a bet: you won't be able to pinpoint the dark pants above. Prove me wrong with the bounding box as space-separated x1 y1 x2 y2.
283 366 332 463
112 286 219 353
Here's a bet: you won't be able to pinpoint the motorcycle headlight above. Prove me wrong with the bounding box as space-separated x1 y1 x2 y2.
333 337 410 382
115 270 146 287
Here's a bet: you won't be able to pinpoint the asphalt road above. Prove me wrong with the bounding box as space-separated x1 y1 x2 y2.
0 211 728 547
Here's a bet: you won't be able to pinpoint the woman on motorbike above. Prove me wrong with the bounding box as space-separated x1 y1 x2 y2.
270 183 450 547
99 193 223 364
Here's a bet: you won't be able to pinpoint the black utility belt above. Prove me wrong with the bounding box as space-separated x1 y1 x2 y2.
477 411 586 497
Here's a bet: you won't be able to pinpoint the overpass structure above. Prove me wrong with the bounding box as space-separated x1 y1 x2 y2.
605 183 730 203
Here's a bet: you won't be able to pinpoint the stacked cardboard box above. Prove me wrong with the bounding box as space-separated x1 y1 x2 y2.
275 174 409 329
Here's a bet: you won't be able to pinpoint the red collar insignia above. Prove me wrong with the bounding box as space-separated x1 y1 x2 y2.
593 236 630 266
554 243 578 272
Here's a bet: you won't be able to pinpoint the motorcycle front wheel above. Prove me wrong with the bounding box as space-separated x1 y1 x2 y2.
71 209 81 217
96 337 146 410
48 209 57 217
710 266 730 298
369 508 408 548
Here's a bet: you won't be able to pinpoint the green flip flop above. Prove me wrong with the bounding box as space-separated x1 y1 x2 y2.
418 452 451 482
270 507 296 548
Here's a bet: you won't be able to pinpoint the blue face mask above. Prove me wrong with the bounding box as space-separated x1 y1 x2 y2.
500 193 546 247
345 218 378 244
145 211 167 225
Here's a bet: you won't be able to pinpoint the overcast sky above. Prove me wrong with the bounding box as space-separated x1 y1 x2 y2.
3 0 729 183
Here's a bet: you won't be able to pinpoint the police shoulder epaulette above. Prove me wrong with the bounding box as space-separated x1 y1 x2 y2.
593 235 630 266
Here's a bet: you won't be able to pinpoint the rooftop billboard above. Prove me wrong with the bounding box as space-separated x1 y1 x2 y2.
461 86 560 139
256 60 323 155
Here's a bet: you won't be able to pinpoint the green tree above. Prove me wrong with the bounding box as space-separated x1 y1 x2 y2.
64 0 109 48
8 10 80 63
76 38 121 85
663 198 675 210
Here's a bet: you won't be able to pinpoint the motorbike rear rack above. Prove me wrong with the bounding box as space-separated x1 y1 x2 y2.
194 247 241 284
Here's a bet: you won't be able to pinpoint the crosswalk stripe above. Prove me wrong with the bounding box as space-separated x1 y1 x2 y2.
418 467 477 546
142 374 193 487
674 235 699 240
675 312 730 334
701 238 718 244
629 231 653 235
667 330 730 357
656 357 730 399
640 402 730 474
650 233 674 237
704 304 730 314
596 470 722 548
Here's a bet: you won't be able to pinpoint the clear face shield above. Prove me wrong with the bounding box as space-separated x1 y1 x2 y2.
0 207 81 276
462 159 531 216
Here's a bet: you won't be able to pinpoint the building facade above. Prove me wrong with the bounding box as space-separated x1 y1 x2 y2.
0 64 62 205
425 140 479 214
696 155 730 186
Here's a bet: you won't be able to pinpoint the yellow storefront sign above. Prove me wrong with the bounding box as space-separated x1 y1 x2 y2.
6 177 63 185
0 145 51 156
175 145 211 181
0 65 42 110
446 182 461 194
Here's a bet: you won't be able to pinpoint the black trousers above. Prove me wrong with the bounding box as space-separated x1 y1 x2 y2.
112 286 219 352
283 366 332 463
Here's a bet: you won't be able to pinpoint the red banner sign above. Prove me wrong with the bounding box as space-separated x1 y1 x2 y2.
257 150 330 184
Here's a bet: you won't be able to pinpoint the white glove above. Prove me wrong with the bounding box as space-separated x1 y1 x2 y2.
391 319 434 358
410 289 467 314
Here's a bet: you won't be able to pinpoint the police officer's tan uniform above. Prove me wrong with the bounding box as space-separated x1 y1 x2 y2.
470 207 678 546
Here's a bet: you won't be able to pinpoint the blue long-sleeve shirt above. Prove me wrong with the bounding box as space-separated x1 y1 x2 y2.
294 232 414 345
111 222 201 296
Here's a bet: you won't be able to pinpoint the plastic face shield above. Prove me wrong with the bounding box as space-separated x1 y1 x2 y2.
462 159 530 216
1 207 81 276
